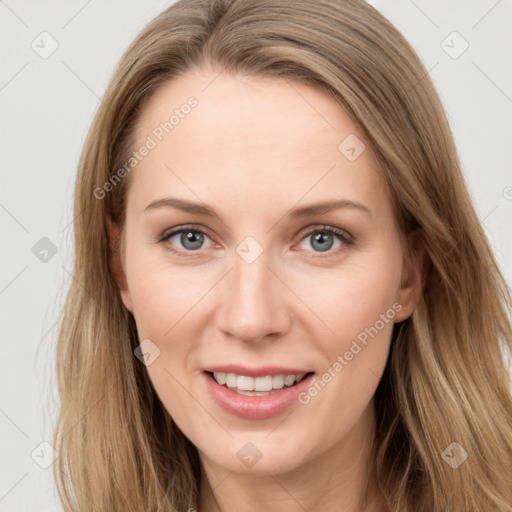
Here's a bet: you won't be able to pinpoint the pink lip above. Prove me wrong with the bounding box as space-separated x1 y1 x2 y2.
203 364 313 377
203 371 315 420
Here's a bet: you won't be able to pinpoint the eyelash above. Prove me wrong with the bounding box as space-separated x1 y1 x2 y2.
157 224 354 258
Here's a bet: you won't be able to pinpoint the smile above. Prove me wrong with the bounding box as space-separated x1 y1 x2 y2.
203 370 316 419
211 372 309 395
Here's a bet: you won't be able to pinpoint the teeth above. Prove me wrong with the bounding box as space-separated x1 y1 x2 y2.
235 389 272 396
212 372 308 391
284 375 295 386
272 375 285 389
255 375 273 392
237 375 254 391
225 373 237 388
215 372 227 385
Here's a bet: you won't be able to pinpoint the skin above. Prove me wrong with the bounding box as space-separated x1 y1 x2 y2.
113 67 423 512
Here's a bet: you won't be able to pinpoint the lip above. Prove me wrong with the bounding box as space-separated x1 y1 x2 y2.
203 364 313 377
203 370 315 420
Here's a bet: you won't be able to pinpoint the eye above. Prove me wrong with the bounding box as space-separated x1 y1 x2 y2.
296 226 353 256
157 224 354 258
159 225 214 255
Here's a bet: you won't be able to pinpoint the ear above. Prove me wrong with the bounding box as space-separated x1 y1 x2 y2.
394 230 426 322
108 217 133 312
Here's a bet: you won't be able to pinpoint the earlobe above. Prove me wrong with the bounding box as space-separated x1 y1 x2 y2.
394 231 426 323
108 217 133 312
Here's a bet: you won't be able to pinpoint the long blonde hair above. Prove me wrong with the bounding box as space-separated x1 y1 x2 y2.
54 0 512 510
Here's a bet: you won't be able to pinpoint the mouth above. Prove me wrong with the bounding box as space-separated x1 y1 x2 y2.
202 367 316 419
202 364 317 419
205 371 315 396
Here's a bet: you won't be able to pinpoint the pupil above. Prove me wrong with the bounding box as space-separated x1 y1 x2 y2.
312 232 333 252
181 231 203 250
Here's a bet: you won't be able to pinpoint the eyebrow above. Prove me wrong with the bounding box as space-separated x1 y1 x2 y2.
144 197 371 218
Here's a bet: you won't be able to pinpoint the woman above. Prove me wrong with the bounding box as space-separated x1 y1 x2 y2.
54 0 512 510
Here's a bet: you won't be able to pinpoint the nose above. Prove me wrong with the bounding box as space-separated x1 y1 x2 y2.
215 251 292 344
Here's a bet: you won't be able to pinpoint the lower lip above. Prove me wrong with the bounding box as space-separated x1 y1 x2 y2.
203 372 315 420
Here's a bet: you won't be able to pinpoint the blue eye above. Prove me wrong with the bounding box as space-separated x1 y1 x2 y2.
161 226 213 252
298 226 353 255
306 231 337 252
158 224 353 257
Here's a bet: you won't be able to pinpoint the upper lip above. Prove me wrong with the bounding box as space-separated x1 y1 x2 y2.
203 365 314 377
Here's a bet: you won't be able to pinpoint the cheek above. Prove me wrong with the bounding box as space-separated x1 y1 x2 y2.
296 251 401 347
124 259 209 418
330 268 400 345
292 247 402 404
290 258 401 446
124 247 212 340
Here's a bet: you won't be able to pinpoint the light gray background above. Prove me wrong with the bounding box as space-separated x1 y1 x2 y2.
1 1 511 510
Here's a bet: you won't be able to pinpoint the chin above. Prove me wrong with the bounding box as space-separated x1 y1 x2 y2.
197 436 309 476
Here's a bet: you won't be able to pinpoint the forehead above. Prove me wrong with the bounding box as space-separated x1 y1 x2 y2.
129 68 387 217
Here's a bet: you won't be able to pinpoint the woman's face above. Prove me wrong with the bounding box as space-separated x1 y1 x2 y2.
116 68 419 476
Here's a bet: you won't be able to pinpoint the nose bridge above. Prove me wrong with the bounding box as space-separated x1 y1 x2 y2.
216 243 289 342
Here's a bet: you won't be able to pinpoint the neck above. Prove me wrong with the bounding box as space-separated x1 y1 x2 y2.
198 401 384 512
